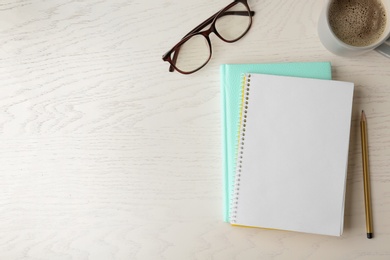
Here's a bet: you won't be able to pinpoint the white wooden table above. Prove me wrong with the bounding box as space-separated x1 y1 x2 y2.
1 0 389 259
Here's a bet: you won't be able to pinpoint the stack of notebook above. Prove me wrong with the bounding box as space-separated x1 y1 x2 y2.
221 62 354 236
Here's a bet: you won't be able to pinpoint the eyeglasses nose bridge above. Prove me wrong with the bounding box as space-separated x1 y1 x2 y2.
199 27 214 40
204 21 232 43
200 34 213 70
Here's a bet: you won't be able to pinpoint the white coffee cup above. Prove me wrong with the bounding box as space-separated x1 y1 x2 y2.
318 0 390 58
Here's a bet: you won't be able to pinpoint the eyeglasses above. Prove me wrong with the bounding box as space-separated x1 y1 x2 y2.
162 0 255 74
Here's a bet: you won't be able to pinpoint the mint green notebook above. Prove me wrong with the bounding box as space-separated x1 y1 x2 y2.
221 62 332 222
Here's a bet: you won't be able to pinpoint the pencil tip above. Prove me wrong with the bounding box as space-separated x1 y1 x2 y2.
361 110 366 121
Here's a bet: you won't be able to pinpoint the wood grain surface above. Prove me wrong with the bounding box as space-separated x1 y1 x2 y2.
0 0 389 259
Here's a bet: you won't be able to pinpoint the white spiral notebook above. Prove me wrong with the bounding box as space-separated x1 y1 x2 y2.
230 73 354 236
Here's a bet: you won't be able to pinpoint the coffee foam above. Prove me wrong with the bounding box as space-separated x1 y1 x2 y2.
329 0 387 47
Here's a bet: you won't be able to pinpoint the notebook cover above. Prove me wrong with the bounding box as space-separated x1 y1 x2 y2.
221 62 332 222
230 73 354 236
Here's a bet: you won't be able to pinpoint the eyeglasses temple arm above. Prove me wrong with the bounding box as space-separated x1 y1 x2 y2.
184 11 255 38
169 10 255 72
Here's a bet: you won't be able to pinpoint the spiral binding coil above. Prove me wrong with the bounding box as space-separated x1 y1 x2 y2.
230 74 251 223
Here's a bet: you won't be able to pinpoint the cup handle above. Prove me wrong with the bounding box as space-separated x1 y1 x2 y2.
375 38 390 58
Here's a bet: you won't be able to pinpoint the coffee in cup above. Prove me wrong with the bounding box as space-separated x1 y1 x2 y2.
318 0 390 58
328 0 386 47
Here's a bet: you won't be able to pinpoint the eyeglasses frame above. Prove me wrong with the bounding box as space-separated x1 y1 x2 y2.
162 0 255 74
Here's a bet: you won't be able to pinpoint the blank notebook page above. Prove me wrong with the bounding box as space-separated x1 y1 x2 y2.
230 74 354 236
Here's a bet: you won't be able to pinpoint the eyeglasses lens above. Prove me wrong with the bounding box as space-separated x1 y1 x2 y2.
215 2 251 42
171 35 210 73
